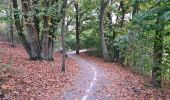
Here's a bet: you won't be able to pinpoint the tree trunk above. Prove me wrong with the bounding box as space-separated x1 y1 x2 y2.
32 0 40 43
120 1 125 27
115 1 125 27
99 0 110 62
48 37 54 61
48 18 55 61
74 0 80 55
9 2 14 47
10 24 14 47
41 16 50 60
40 0 49 60
21 0 41 60
61 0 67 72
13 0 57 61
12 0 32 56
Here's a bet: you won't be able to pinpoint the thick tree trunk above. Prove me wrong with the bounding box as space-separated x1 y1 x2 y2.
48 37 54 61
21 0 41 60
48 18 55 61
41 16 50 60
40 0 55 60
99 0 110 62
74 0 80 55
13 0 56 61
12 0 32 56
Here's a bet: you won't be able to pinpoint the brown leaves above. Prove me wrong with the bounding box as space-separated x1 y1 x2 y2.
0 41 79 99
1 85 12 90
79 52 170 100
0 41 169 99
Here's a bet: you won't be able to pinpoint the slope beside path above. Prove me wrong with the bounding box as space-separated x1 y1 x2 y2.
0 42 79 99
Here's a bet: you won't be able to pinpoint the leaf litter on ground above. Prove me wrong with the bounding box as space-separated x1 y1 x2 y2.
79 52 170 100
0 41 170 100
0 41 79 100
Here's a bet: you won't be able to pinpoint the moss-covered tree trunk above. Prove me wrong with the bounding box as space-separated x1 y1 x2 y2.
13 0 55 60
12 0 32 56
21 0 41 60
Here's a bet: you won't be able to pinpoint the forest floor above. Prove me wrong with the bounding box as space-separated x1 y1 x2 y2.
0 42 79 99
0 41 170 100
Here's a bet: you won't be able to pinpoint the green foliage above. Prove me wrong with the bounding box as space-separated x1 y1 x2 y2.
65 34 76 50
114 0 170 81
163 36 170 79
81 31 102 57
0 0 169 84
0 2 11 23
81 30 100 49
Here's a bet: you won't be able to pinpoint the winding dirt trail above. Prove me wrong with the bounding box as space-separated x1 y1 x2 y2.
63 52 115 100
63 52 170 100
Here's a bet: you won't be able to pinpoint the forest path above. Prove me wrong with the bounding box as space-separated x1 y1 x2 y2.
63 51 169 100
63 52 116 100
0 42 169 99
